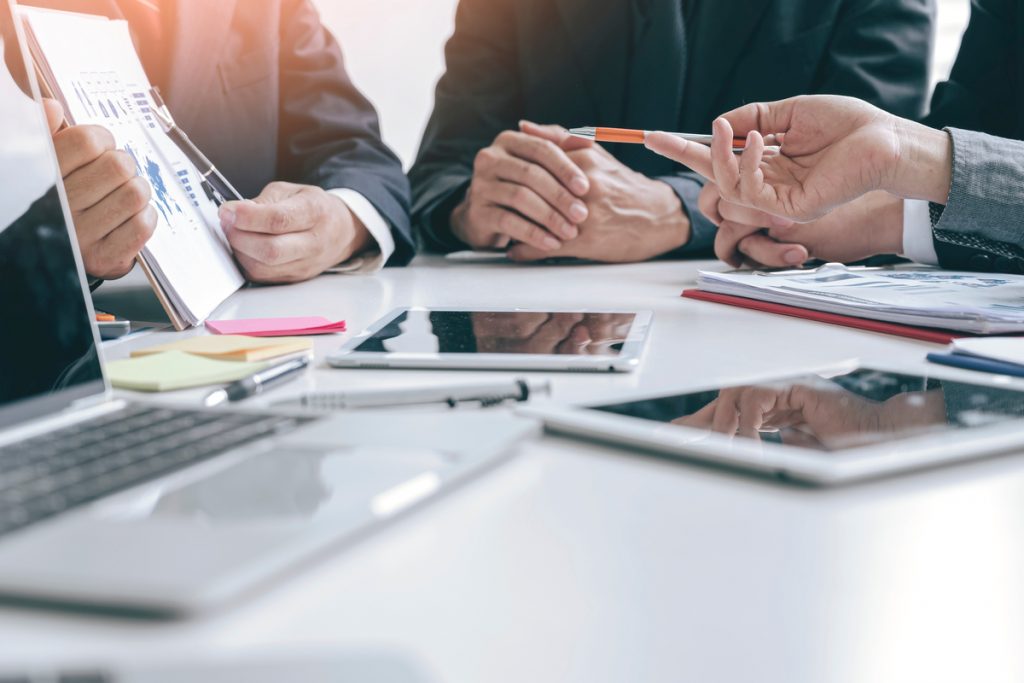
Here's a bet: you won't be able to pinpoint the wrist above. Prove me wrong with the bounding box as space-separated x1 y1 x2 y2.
652 179 690 252
890 120 953 205
329 197 371 265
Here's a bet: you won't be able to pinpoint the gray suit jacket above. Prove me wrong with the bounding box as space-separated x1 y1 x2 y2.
921 0 1024 273
928 128 1024 274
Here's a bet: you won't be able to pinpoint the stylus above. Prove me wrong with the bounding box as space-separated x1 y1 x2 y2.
282 379 551 411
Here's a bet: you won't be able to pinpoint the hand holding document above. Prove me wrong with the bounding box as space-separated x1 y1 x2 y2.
21 7 245 329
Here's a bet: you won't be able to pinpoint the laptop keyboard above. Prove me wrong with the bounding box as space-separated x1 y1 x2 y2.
0 405 310 538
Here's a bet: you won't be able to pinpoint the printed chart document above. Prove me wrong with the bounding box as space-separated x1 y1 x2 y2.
21 7 244 329
698 264 1024 334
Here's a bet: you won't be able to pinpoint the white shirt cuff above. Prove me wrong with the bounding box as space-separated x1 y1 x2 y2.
901 199 939 266
326 188 394 273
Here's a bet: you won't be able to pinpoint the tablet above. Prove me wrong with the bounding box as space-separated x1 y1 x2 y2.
327 308 652 372
521 362 1024 484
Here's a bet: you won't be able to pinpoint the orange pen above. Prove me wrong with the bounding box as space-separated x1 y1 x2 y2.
569 127 779 153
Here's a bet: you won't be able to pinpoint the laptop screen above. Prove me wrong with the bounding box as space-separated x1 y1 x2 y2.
0 0 104 430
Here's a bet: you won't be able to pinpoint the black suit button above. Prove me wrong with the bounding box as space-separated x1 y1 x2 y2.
969 254 994 271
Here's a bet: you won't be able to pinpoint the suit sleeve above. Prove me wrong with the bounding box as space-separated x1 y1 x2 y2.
407 0 521 252
276 0 414 266
930 128 1024 274
815 0 935 118
924 0 1018 135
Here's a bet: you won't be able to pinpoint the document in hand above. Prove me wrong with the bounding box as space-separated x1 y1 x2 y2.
20 7 244 330
697 264 1024 335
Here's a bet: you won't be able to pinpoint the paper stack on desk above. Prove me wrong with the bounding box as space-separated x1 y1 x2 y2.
21 7 244 330
107 351 269 392
695 264 1024 335
132 335 313 362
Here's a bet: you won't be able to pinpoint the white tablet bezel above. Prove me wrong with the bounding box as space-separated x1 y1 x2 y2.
327 307 653 373
518 360 1024 485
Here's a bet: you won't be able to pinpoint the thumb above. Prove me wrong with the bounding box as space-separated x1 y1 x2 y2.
43 98 65 134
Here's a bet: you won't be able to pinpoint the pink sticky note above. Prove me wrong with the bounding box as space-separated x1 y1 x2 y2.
206 317 347 337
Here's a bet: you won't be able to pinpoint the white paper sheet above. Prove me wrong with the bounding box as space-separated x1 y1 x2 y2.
21 8 243 326
698 264 1024 334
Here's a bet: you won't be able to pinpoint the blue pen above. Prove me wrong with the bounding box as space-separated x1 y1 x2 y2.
926 352 1024 379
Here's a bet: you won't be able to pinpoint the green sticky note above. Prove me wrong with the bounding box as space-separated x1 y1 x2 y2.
107 351 269 392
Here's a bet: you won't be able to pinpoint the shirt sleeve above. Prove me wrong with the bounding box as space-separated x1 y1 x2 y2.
325 188 395 274
901 199 939 265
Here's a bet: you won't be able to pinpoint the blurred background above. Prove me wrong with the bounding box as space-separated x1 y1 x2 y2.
315 0 972 168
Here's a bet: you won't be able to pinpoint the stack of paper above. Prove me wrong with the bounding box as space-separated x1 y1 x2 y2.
21 8 244 329
107 351 268 392
697 264 1024 334
131 336 313 362
206 317 347 337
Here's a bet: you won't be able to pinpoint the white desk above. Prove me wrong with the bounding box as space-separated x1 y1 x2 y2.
3 257 1023 682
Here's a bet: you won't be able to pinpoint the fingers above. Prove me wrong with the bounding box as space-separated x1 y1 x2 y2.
87 205 158 278
518 121 595 153
644 132 713 179
715 220 766 268
719 99 796 138
221 185 317 236
497 131 589 196
225 226 310 269
43 98 65 134
52 125 117 178
75 176 153 241
698 183 724 225
478 206 561 251
507 242 560 262
736 232 809 268
62 149 138 212
710 118 743 196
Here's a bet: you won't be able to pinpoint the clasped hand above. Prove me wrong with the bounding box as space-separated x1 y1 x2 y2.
452 121 690 262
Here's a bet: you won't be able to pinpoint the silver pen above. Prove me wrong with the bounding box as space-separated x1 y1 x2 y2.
281 379 550 411
204 356 311 407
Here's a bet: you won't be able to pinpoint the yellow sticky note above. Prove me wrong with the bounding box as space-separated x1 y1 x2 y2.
108 351 269 392
131 335 313 363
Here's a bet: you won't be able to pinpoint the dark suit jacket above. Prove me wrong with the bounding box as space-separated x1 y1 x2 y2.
410 0 935 255
24 0 414 266
922 0 1024 273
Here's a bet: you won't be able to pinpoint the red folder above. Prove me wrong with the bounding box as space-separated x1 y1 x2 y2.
682 289 970 344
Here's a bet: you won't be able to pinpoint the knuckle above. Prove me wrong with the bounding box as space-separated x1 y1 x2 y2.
124 177 152 212
259 240 283 264
510 186 531 207
268 211 290 234
107 151 137 182
474 147 497 172
80 127 114 159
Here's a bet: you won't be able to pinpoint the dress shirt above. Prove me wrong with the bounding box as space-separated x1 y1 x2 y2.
326 189 394 274
902 198 939 265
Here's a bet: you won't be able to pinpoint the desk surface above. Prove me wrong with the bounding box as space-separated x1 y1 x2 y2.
3 257 1023 682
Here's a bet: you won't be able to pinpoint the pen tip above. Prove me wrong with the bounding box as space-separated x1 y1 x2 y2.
568 127 597 139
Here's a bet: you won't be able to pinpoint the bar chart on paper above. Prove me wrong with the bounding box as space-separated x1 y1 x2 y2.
21 7 244 327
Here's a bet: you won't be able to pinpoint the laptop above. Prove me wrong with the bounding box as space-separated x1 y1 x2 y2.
0 2 535 616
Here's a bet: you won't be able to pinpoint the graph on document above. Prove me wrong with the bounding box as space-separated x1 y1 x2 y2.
66 71 206 233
